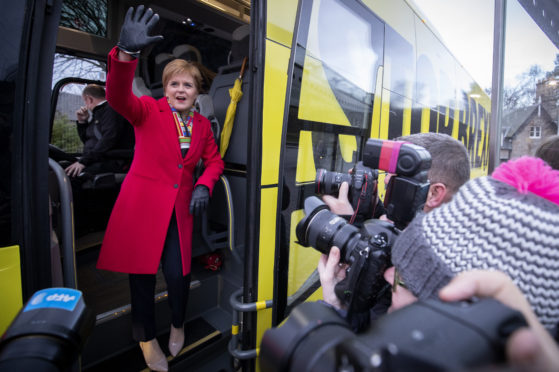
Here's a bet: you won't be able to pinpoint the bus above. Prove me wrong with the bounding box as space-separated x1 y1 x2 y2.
0 0 491 370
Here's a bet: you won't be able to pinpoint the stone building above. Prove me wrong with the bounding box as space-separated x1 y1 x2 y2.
501 105 557 162
500 75 559 162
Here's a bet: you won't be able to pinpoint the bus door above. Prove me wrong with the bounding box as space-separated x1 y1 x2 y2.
49 1 253 370
0 0 63 333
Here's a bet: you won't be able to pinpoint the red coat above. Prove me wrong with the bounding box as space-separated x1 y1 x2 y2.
97 47 224 275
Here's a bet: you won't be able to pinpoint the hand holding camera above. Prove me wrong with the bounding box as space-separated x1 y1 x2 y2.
440 270 559 370
321 182 354 215
316 161 377 219
317 247 347 310
260 296 528 372
298 139 431 315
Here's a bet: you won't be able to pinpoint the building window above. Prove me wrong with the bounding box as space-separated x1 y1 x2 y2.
529 126 541 138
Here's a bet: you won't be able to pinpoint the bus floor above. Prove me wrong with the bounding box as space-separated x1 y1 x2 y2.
76 246 236 371
83 316 234 372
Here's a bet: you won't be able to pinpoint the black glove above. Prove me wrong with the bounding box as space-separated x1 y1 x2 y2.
117 5 163 58
190 185 210 216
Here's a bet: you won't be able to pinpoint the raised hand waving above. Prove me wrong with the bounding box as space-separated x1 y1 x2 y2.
117 5 164 58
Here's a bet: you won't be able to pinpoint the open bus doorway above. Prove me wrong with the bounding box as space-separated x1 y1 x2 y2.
47 1 251 370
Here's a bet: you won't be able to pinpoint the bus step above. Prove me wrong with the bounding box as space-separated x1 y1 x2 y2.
83 317 221 372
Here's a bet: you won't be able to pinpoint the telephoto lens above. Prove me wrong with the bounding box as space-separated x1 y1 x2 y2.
315 162 378 218
295 196 362 262
315 168 352 196
296 196 395 315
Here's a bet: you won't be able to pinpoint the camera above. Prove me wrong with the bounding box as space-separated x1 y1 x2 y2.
266 139 526 371
296 139 431 315
316 139 431 229
296 196 397 315
0 288 94 372
315 161 378 217
260 298 527 372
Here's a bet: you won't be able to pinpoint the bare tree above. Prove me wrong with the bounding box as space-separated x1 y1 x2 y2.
502 64 545 111
546 53 559 78
53 54 106 93
60 0 107 36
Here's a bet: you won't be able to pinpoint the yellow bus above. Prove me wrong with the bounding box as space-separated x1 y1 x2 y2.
0 0 490 370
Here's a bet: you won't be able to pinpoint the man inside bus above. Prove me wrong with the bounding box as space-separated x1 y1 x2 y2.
65 84 134 180
318 156 559 369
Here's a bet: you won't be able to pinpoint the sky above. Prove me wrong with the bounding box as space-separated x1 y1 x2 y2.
412 0 558 91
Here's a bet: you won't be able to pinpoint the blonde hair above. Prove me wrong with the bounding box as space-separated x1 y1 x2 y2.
162 59 203 92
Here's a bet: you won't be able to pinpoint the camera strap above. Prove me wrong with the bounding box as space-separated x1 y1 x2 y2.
350 176 368 224
350 173 374 223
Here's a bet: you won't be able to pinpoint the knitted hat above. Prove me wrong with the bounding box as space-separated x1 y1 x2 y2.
391 156 559 329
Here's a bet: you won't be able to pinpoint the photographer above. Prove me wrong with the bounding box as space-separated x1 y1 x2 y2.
319 133 470 321
320 157 559 339
322 133 470 219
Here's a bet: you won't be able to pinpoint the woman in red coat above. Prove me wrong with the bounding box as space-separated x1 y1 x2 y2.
96 6 224 371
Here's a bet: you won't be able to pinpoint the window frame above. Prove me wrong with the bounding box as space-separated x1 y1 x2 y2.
529 125 542 138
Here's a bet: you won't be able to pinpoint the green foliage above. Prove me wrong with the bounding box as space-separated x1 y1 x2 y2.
51 112 83 153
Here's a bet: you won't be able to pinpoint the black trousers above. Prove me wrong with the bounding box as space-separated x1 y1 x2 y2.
129 212 191 341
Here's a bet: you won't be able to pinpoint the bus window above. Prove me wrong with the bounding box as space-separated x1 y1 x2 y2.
52 82 89 154
277 0 386 321
298 0 383 132
51 54 106 154
60 0 108 38
140 10 232 96
286 0 384 190
53 53 106 86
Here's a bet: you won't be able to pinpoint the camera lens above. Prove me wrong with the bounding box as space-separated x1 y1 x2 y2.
330 224 361 262
296 197 362 262
315 169 352 195
307 210 346 254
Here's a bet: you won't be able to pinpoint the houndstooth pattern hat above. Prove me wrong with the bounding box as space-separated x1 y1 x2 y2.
391 157 559 330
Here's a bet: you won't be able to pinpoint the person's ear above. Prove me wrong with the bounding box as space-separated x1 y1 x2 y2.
424 182 448 212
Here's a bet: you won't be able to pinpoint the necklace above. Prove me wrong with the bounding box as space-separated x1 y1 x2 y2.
168 100 193 151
